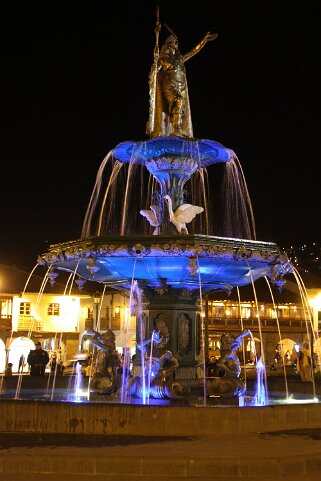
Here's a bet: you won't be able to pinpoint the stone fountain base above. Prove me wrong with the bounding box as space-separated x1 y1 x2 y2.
1 397 321 436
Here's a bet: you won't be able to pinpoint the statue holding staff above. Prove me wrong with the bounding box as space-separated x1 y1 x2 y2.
146 16 218 138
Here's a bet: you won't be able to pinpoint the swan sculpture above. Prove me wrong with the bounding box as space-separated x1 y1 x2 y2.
140 204 161 235
164 195 204 234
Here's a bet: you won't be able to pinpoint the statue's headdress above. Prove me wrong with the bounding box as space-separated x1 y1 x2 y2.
164 23 178 42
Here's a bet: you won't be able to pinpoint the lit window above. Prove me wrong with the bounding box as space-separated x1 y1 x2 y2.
48 303 60 316
19 302 31 315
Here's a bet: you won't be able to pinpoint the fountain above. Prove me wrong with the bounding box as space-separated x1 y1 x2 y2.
37 25 291 402
1 16 320 441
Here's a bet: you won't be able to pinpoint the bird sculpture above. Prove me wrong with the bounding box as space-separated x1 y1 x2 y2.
164 195 204 234
140 204 161 235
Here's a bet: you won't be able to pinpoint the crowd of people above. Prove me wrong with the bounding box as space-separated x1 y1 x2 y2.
2 341 130 381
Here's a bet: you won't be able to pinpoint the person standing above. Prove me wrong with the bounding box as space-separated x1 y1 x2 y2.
297 337 313 382
27 341 49 376
18 353 25 373
4 363 13 376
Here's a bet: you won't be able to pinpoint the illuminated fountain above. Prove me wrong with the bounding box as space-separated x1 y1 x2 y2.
36 22 295 404
2 19 321 454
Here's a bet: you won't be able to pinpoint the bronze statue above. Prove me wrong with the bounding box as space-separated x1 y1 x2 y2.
86 328 121 394
130 327 188 399
146 15 218 138
207 329 250 398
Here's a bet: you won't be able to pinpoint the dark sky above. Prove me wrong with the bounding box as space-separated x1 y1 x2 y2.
1 0 320 268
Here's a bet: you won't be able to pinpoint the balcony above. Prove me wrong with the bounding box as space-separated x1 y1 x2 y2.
100 317 120 331
208 316 308 330
85 317 121 331
17 315 43 331
0 315 12 331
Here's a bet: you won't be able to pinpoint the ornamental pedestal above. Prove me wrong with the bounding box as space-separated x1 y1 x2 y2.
137 287 201 380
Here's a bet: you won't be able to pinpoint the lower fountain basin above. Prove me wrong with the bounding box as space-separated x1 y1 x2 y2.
1 396 320 436
39 235 291 291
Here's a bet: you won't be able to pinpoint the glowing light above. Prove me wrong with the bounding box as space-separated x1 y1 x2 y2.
309 293 321 309
75 389 88 399
115 307 120 314
278 395 319 405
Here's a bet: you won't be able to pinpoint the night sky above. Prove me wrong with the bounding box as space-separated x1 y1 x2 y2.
1 0 320 269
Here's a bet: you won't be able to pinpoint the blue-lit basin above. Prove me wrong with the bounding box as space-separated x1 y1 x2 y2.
112 136 233 167
39 235 291 292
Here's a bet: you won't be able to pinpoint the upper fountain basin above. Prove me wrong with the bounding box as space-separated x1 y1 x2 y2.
112 137 234 169
38 235 291 292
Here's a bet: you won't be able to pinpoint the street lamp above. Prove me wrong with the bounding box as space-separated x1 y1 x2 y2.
93 293 101 331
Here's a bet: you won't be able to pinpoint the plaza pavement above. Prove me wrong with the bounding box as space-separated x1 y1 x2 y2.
0 429 321 481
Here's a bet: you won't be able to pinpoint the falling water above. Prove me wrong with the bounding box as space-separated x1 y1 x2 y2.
120 262 140 403
131 280 147 404
96 284 107 333
255 358 267 406
50 332 64 402
236 287 247 390
15 268 52 399
119 307 131 403
146 330 155 404
265 276 289 399
6 264 40 394
120 142 147 235
67 361 77 396
249 269 269 404
81 147 154 238
81 151 121 237
191 167 211 234
46 332 58 392
50 270 79 401
21 264 41 296
291 266 318 398
72 362 83 402
221 155 256 240
80 138 257 239
196 256 207 406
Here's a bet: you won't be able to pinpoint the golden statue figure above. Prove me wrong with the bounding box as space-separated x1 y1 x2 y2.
146 16 218 138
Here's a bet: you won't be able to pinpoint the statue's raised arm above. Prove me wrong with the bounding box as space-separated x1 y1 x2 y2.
182 32 218 62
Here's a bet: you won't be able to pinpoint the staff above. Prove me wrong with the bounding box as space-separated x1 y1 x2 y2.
146 6 161 136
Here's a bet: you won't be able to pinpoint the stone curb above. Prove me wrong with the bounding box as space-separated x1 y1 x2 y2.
1 400 321 436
